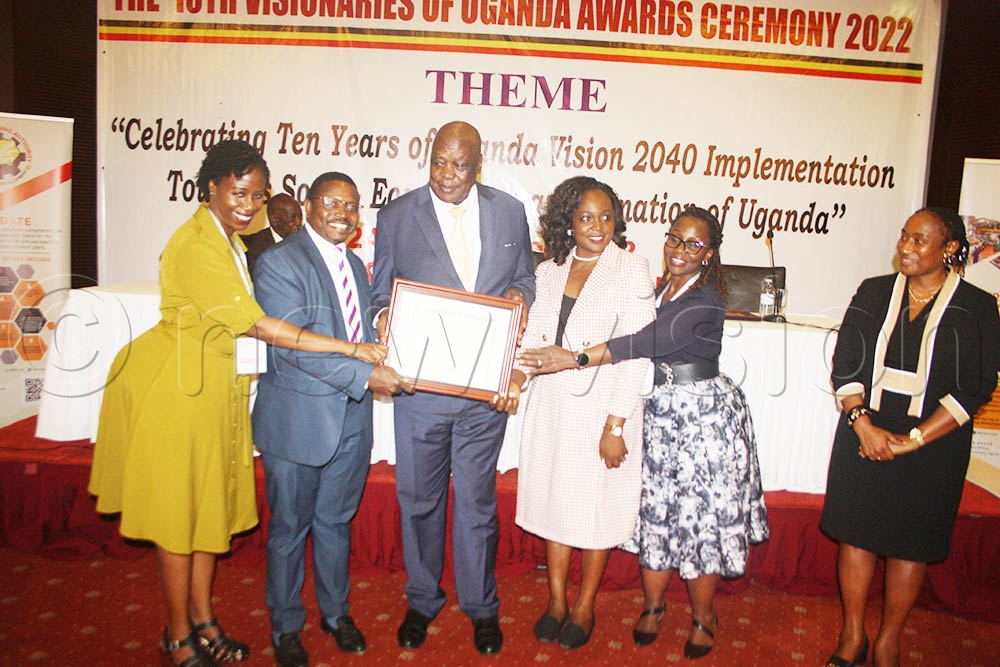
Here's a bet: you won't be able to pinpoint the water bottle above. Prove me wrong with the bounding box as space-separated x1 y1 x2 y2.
759 276 777 318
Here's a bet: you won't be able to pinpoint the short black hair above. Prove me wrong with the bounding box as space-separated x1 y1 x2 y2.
196 139 269 201
918 206 970 270
307 171 357 199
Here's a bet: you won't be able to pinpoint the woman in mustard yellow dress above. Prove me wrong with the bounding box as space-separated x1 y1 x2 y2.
88 140 392 666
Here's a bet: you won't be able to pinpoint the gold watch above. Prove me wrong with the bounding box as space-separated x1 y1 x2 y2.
605 423 623 437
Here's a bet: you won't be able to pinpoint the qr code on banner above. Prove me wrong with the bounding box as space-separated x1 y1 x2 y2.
24 377 43 403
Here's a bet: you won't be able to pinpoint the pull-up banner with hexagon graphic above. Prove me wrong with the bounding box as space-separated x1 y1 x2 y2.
0 113 73 428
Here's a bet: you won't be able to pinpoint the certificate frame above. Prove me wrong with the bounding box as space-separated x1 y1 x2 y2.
384 279 524 402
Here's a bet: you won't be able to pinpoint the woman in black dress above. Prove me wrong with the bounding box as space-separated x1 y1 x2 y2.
820 207 1000 667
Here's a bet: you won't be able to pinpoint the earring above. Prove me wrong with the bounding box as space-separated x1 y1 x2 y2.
566 229 573 236
702 260 708 266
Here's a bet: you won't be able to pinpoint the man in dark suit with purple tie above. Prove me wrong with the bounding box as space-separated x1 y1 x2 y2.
371 121 536 656
252 172 412 667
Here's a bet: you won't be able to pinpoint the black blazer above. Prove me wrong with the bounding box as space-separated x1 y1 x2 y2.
832 273 1000 425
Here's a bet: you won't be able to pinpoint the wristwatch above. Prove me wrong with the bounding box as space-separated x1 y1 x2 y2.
605 423 623 437
909 427 925 447
575 351 589 368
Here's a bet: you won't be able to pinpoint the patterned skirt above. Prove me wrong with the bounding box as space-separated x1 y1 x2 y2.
623 374 769 579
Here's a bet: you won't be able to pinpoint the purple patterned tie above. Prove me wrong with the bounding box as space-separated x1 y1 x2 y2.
336 247 361 343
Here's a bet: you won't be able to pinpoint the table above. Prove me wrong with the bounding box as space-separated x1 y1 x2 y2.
35 282 841 491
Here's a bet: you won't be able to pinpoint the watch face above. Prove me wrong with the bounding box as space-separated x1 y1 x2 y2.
577 352 589 367
608 425 623 436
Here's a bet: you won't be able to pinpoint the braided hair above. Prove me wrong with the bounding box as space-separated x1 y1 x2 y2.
539 176 628 265
919 206 970 275
656 206 728 304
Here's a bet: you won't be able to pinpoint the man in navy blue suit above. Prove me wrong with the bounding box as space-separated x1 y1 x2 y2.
371 121 536 655
252 172 413 667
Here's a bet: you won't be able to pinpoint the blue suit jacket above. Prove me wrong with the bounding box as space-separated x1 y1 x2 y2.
251 230 374 466
370 183 536 314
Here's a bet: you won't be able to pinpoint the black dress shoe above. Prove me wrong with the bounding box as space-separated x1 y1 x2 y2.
320 616 367 654
397 608 432 649
274 633 309 667
472 615 503 655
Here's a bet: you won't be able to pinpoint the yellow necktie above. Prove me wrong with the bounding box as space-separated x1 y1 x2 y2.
447 206 472 289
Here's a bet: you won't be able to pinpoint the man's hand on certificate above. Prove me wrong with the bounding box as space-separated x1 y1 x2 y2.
489 370 525 414
504 288 528 344
368 365 416 396
376 310 389 345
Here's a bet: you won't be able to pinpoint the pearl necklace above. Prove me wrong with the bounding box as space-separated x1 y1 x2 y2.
571 247 600 262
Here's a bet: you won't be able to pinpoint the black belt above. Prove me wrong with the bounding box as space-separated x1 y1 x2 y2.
654 361 719 386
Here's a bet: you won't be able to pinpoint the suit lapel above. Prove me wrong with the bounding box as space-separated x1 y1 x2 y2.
411 186 464 287
298 232 345 328
475 187 496 293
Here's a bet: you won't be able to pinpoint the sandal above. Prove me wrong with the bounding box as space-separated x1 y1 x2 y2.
191 617 249 663
632 606 666 646
683 614 716 660
161 628 213 667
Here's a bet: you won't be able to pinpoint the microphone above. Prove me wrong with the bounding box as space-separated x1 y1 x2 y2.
763 230 785 323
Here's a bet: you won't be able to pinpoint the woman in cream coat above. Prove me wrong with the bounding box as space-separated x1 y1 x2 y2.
513 176 655 650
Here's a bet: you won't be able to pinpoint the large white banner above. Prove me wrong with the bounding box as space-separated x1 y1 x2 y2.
0 113 74 427
97 0 942 319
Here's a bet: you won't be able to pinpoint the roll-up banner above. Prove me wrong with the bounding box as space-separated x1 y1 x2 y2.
0 113 73 427
97 0 942 319
959 157 1000 497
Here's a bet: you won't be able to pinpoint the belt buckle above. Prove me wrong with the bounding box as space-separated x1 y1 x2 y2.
663 364 674 385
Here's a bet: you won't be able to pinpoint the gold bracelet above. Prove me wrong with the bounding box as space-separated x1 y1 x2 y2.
909 427 925 447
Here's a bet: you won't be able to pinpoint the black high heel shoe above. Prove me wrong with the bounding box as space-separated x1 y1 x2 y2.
824 634 869 667
632 606 665 647
161 628 213 667
683 614 717 660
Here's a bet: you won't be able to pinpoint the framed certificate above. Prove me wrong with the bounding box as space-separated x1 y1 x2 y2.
384 279 524 401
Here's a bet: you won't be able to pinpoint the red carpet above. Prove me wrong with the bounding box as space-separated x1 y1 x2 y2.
1 416 999 664
2 545 999 666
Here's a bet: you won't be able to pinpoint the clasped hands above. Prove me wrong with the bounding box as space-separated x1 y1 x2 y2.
854 419 923 462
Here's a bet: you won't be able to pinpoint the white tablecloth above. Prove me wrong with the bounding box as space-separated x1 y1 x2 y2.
35 282 840 492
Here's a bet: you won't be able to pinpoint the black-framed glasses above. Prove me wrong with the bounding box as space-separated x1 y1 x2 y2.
314 196 362 213
664 232 707 255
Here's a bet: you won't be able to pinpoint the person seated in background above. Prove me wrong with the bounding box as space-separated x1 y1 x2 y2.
242 192 303 274
521 206 769 661
510 176 655 650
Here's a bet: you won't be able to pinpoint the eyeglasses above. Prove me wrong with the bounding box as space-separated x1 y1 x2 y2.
313 196 362 214
664 232 707 255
